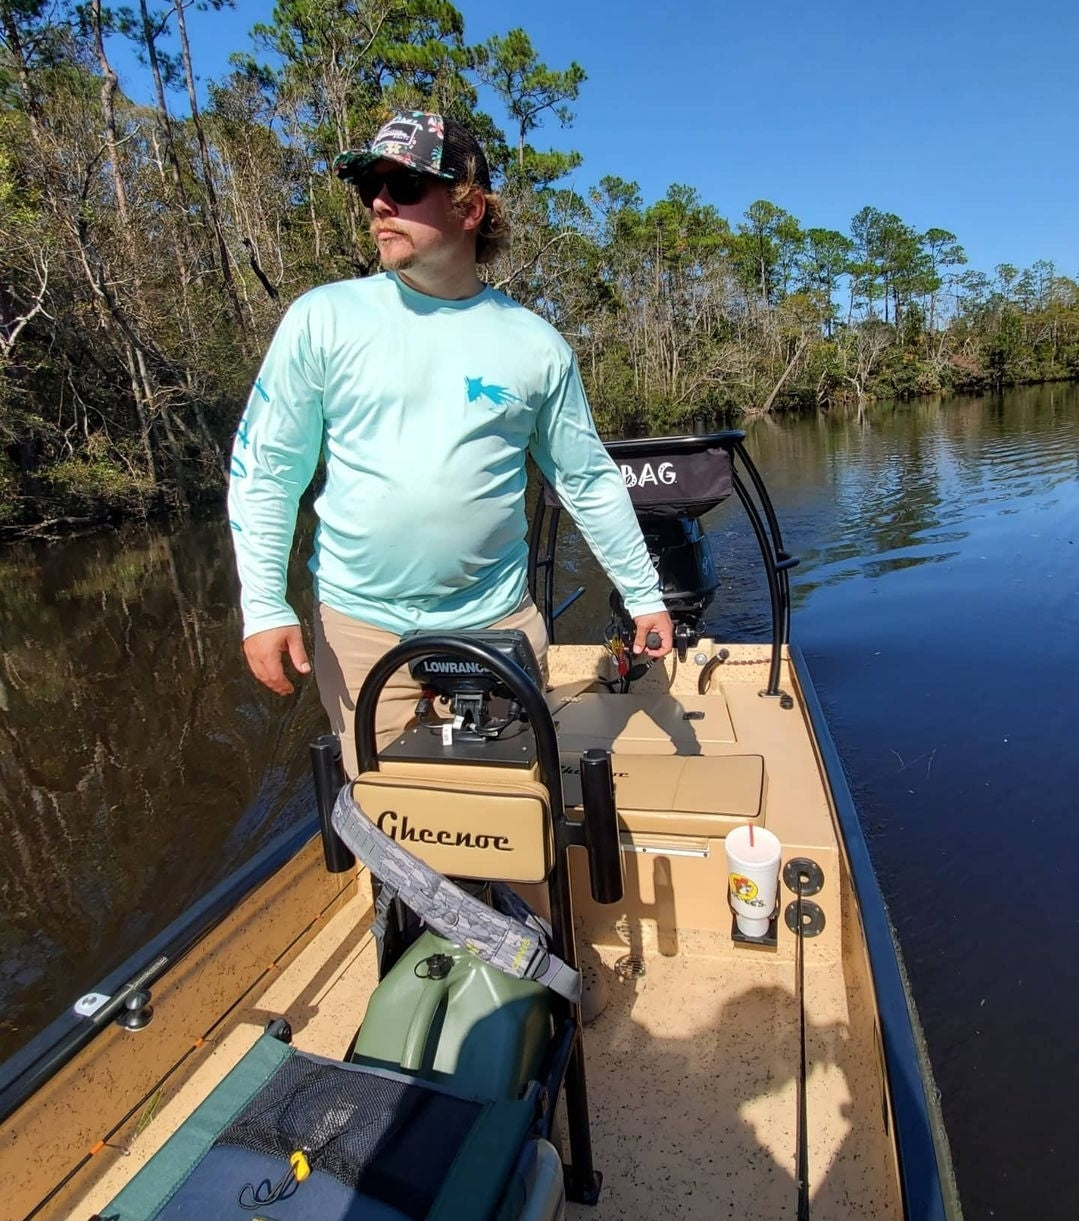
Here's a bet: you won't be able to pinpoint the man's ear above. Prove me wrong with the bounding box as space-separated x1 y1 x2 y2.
460 187 487 232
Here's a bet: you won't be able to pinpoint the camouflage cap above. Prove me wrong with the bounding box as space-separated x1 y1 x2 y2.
334 111 491 191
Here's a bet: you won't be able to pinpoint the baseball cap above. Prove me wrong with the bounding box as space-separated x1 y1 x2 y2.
334 111 491 191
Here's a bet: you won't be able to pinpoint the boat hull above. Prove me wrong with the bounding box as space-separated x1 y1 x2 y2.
1 643 958 1221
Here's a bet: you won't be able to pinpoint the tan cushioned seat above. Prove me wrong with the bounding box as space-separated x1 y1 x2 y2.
562 752 766 839
553 691 736 755
351 771 554 884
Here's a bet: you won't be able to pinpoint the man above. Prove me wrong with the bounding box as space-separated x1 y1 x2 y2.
228 110 673 777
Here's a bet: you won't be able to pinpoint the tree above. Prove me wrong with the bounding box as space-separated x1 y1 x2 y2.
0 0 73 131
477 27 584 184
920 227 966 329
174 0 244 326
848 206 936 327
797 228 853 335
0 111 49 360
727 199 803 307
2 1 1075 532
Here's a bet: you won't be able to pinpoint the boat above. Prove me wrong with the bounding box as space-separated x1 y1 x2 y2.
0 430 961 1221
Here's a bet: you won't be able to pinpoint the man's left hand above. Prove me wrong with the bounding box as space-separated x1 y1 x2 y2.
632 610 674 658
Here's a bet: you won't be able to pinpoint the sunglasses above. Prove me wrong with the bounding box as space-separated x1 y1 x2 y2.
355 168 434 209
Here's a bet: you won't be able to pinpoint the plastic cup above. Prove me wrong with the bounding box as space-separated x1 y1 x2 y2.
725 824 782 937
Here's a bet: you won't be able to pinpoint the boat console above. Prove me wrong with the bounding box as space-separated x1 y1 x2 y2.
402 628 543 743
93 631 622 1221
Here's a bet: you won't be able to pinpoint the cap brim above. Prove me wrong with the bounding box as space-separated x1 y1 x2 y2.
333 149 454 184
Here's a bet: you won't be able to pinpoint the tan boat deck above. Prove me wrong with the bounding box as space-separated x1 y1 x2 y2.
75 909 896 1221
573 937 895 1219
27 645 902 1221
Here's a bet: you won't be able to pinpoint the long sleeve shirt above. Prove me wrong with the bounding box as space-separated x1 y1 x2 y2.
227 272 664 638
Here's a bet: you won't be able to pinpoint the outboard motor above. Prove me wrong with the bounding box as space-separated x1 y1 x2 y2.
605 436 732 661
528 429 797 695
609 512 719 665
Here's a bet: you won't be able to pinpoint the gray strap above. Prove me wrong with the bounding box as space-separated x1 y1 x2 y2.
332 786 582 1003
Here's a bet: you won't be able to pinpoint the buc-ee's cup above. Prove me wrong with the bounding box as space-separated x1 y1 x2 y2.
725 824 782 937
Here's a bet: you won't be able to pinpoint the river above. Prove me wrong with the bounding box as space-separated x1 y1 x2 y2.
1 384 1077 1219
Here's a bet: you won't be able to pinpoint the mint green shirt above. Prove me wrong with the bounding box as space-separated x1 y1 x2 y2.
227 273 664 638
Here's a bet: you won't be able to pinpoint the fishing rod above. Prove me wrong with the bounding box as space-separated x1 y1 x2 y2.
784 858 827 1221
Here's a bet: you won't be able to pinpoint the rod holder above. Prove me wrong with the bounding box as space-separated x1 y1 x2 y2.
580 749 624 904
310 734 354 873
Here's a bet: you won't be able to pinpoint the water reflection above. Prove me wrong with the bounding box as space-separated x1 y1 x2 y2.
784 386 1079 1221
0 518 326 1055
736 389 1079 603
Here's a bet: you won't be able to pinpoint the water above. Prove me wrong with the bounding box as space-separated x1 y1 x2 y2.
1 384 1077 1219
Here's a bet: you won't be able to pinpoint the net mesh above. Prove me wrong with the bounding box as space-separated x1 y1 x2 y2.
214 1054 481 1220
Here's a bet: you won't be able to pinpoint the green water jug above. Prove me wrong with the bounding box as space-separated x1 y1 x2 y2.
349 929 553 1101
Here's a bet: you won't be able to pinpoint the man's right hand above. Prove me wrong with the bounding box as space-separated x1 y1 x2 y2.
243 625 312 695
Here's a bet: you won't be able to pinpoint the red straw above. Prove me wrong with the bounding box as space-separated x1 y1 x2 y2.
749 824 755 847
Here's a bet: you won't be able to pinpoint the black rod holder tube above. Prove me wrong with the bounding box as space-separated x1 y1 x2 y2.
580 749 624 904
310 734 354 873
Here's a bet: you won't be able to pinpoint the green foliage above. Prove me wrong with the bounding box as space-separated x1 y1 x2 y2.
727 200 803 306
0 451 17 526
477 27 585 184
0 0 1076 537
45 436 159 513
245 0 475 161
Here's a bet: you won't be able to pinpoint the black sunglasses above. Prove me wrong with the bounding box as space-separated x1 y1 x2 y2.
355 168 434 208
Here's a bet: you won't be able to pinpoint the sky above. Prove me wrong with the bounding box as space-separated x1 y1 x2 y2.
112 0 1079 280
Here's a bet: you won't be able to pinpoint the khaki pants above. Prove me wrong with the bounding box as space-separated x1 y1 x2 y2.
312 598 549 777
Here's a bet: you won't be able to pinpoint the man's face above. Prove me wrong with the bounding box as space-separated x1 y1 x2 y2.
361 160 467 273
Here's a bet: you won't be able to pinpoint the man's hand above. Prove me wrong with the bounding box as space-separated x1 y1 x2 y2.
632 610 674 658
243 625 312 695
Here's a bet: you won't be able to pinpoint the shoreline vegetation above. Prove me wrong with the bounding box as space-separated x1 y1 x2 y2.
2 3 1078 541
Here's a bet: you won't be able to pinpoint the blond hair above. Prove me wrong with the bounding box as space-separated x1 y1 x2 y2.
449 168 509 265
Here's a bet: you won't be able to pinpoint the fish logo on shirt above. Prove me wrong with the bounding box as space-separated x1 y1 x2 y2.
465 377 525 408
231 415 252 479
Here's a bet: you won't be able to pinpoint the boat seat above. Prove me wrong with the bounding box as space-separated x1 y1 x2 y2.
99 1033 538 1221
562 752 766 839
351 771 555 884
551 690 737 754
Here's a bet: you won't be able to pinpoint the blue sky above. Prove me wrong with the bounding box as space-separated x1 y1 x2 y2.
113 0 1078 280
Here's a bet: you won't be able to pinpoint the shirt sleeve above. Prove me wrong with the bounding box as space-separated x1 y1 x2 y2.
528 354 665 618
226 300 325 638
